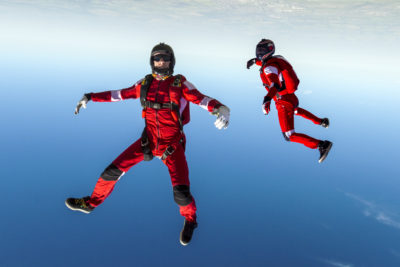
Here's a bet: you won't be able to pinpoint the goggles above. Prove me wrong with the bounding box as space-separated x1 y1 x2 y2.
153 54 172 62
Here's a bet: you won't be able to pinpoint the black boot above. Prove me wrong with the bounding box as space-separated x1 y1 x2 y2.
318 140 333 163
320 118 329 128
65 196 94 214
180 219 198 246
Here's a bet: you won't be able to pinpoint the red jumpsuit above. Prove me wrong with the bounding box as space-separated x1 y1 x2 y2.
257 56 322 149
86 75 223 223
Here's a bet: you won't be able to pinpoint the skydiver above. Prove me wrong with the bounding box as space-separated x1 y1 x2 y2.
66 43 230 246
247 39 332 163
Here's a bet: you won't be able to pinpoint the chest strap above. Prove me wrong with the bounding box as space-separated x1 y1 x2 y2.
140 74 183 130
142 101 173 110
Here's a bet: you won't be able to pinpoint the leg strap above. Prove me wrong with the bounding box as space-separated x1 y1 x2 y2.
141 128 153 161
161 138 184 160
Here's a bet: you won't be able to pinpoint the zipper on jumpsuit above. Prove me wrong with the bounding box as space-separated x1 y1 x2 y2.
154 81 161 152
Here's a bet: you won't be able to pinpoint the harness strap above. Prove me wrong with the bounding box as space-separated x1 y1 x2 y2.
140 74 154 108
139 74 185 162
140 74 183 131
141 128 153 161
142 101 173 110
170 75 184 131
260 58 287 100
161 138 184 161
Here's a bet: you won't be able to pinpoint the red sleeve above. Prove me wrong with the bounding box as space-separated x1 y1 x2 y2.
266 86 278 99
90 79 142 102
261 63 282 92
181 77 223 112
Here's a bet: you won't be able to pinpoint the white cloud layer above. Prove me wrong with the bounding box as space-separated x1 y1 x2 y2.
0 0 398 78
321 259 354 267
0 0 399 39
345 192 400 230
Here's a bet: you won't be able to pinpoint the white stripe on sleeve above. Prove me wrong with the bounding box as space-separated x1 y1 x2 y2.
183 80 196 90
199 96 213 111
180 97 188 114
263 66 278 75
111 90 122 102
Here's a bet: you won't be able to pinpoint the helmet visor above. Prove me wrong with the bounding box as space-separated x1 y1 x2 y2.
256 46 270 60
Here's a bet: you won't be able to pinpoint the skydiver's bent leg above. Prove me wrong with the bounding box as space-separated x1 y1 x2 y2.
294 107 322 125
288 132 320 149
276 100 321 149
87 138 144 207
163 143 197 223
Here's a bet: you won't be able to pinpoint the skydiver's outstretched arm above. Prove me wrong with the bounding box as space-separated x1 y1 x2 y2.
74 79 143 114
180 77 230 129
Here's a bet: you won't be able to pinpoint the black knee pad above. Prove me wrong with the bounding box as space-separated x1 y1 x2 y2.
282 132 290 141
173 185 193 206
101 163 124 181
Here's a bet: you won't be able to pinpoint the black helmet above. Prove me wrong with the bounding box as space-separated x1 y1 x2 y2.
256 39 275 61
150 43 175 76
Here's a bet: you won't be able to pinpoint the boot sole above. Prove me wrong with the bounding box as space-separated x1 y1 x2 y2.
179 221 197 246
65 200 91 214
319 142 333 163
179 232 189 246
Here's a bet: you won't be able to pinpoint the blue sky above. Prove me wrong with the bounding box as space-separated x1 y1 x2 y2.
1 1 400 266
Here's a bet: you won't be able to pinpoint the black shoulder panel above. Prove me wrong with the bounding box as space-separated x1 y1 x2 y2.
140 74 154 108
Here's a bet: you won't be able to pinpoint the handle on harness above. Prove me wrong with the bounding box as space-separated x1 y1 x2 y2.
161 138 184 161
141 128 153 161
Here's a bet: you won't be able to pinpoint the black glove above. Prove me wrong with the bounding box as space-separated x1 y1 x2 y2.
84 93 92 101
247 58 256 69
262 96 272 115
263 95 271 104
